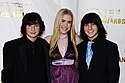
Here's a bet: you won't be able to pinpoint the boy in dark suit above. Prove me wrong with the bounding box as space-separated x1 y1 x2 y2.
77 12 120 83
1 12 50 83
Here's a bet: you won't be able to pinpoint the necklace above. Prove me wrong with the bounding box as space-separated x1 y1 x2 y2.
60 46 66 51
59 35 67 39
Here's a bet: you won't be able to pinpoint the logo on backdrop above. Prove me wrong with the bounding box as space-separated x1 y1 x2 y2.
0 1 31 18
119 49 125 62
86 8 125 24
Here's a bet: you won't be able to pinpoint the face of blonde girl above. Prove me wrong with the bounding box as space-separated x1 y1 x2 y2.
60 14 72 35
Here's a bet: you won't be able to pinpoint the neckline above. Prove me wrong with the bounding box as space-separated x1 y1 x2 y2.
59 35 68 39
57 42 69 58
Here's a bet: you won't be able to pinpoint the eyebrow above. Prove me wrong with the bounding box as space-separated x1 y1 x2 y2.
62 19 72 22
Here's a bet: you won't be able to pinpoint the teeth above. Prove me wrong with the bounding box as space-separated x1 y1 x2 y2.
88 31 93 33
31 32 36 34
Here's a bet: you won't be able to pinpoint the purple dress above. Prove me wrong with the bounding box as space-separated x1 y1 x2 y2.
50 42 79 83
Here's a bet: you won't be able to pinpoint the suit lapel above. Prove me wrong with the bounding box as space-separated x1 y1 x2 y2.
43 42 51 83
83 42 88 70
81 41 88 71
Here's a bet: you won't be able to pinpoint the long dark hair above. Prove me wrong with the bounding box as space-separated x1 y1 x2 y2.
21 12 45 36
80 12 107 40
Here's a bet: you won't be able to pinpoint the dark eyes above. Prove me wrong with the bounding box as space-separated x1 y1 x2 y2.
62 19 65 22
27 24 39 28
84 23 95 26
61 19 72 24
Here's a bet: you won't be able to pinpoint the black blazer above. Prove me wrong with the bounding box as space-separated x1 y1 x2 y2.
77 38 120 83
1 37 50 83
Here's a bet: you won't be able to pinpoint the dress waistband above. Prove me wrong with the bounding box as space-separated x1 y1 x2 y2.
52 58 74 66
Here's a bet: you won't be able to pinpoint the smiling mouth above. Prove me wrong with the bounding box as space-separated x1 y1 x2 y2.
61 27 69 31
87 30 94 33
30 32 36 34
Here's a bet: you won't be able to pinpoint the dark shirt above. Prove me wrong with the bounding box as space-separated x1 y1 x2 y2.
24 37 48 83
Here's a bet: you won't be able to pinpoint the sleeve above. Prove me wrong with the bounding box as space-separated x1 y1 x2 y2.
1 42 14 83
108 43 120 83
42 39 51 83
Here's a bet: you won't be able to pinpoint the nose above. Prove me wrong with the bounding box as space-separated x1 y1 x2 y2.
31 25 35 31
64 22 68 27
88 23 92 30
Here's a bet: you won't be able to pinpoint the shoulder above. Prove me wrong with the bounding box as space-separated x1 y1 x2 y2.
38 37 46 42
44 35 52 44
38 37 50 48
75 34 83 45
106 39 118 47
77 41 85 47
98 39 118 48
5 38 22 44
101 39 117 45
3 38 22 48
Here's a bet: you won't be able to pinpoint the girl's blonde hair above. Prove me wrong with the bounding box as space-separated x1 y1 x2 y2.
49 8 78 64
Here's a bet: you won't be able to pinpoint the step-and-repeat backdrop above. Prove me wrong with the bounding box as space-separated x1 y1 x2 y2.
0 0 125 83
